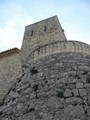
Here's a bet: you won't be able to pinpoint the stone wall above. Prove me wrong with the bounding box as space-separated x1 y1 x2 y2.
0 50 21 102
0 16 90 120
21 16 67 64
0 53 90 120
25 40 90 65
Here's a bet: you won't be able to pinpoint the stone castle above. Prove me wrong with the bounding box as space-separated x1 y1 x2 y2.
0 16 90 119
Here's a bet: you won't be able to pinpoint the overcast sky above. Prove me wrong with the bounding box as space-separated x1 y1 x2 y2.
0 0 90 52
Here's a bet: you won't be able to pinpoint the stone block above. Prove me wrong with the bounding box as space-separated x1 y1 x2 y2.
88 72 90 75
86 117 90 120
66 84 76 89
87 95 90 105
78 89 87 97
82 78 86 83
65 97 82 105
87 107 90 116
64 105 85 118
43 68 49 76
3 107 13 115
79 66 90 72
9 91 19 98
76 82 83 89
16 103 23 111
84 83 90 88
2 118 9 120
64 89 72 98
74 119 80 120
72 89 79 96
87 88 90 95
18 94 29 102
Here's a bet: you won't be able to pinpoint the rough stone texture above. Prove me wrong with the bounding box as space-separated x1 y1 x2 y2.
76 82 84 88
64 89 72 98
78 89 87 97
0 53 90 120
72 89 79 97
25 40 90 66
21 16 67 64
0 51 21 102
87 107 90 116
0 16 90 104
0 16 90 120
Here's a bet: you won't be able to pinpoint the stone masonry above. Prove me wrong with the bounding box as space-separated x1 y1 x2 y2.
0 16 90 120
0 53 90 120
21 16 67 64
0 48 21 102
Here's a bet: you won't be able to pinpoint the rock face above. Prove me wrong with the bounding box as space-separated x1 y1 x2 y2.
0 52 90 120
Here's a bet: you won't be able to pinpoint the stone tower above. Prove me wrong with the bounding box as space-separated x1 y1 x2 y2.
21 16 67 64
0 16 90 120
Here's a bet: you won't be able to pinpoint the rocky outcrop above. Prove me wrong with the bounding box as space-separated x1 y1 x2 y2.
0 52 90 120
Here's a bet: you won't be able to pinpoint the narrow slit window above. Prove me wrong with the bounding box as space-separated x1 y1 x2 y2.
44 26 47 32
31 30 33 36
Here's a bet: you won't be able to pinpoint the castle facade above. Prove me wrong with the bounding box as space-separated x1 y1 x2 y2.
0 16 90 120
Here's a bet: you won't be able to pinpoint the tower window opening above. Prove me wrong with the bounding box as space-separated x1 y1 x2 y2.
31 30 33 36
44 26 47 32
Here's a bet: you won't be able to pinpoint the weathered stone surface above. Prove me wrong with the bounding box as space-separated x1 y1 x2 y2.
87 88 90 95
84 83 90 88
64 105 85 118
72 89 79 96
9 91 20 98
87 95 90 105
79 66 90 72
78 89 87 97
64 89 72 98
0 50 21 102
65 97 82 105
3 106 13 115
66 84 76 89
0 52 90 120
76 82 83 88
2 118 9 120
87 107 90 116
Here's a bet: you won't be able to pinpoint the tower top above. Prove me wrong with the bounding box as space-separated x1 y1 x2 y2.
24 15 67 40
26 16 58 27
